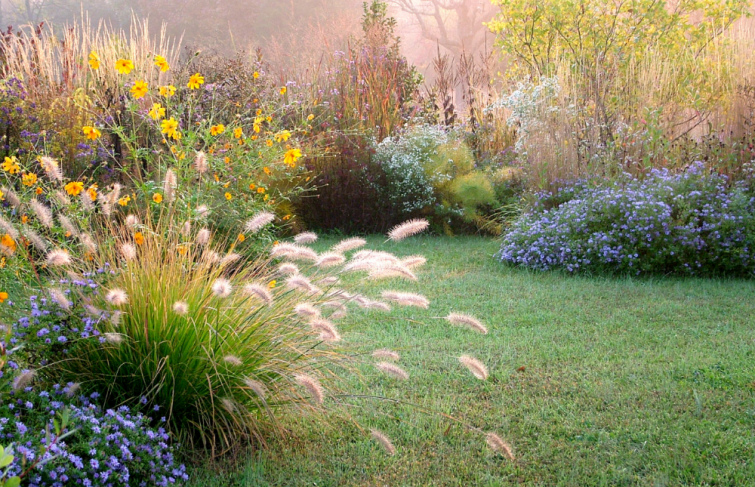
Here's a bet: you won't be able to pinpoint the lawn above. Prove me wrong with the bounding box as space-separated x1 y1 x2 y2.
190 236 755 486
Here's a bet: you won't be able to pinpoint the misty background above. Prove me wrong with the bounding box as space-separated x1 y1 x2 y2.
0 0 497 79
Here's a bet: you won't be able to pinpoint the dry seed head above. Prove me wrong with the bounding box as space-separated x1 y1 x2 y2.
309 318 341 342
80 191 94 211
318 276 339 285
124 214 140 228
104 333 124 344
194 151 208 173
84 305 102 318
372 349 400 361
58 215 79 237
294 303 320 318
381 291 429 309
316 252 345 268
290 246 319 262
65 382 81 398
220 253 241 267
331 309 348 320
486 433 515 460
294 373 324 404
293 231 318 244
365 300 392 312
220 397 236 413
0 216 18 240
46 249 71 267
80 233 97 254
106 184 122 206
459 355 489 380
196 228 211 246
243 378 267 400
243 283 273 304
29 200 53 228
223 355 243 366
100 202 112 217
50 288 71 310
39 156 63 181
277 263 299 275
181 221 191 237
331 237 366 253
105 288 129 306
172 301 189 315
24 229 47 252
368 265 417 281
375 362 409 380
203 251 220 264
51 190 70 207
163 169 177 202
120 243 136 261
110 310 122 327
1 187 20 208
285 275 320 294
446 313 488 334
195 205 210 218
370 429 396 455
245 211 275 233
402 255 427 268
12 369 35 391
387 218 429 241
211 278 233 298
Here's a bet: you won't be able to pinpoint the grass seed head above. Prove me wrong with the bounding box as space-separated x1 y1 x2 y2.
294 232 318 244
387 218 429 241
370 429 396 455
245 211 276 233
446 312 488 334
375 362 409 380
486 433 515 460
295 373 324 404
459 355 489 380
331 237 366 253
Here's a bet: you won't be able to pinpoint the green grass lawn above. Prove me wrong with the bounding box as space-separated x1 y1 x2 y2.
190 236 755 486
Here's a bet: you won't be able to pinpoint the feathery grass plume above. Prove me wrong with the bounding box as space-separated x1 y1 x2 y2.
50 288 71 310
270 242 299 257
110 310 122 327
245 211 276 233
352 250 401 264
181 221 191 237
39 156 63 181
163 169 177 202
368 265 417 281
459 355 489 380
172 301 189 315
65 382 81 398
321 300 347 311
294 373 324 404
370 429 396 455
242 283 273 304
220 398 237 413
318 276 339 285
104 333 124 344
106 183 122 206
220 253 241 267
194 151 208 173
387 218 429 241
294 303 320 318
364 300 392 312
1 187 20 208
286 275 320 294
372 349 400 361
375 362 409 380
402 255 427 268
316 252 345 268
223 355 243 366
80 191 94 211
0 216 18 240
381 291 429 309
29 200 53 228
309 318 341 342
105 288 129 306
243 378 267 400
294 232 318 244
196 228 211 246
445 312 488 334
278 263 299 275
24 229 47 252
124 214 140 227
100 201 113 218
51 190 70 207
486 433 515 460
331 309 348 320
46 249 71 266
290 246 319 262
120 243 136 261
331 237 367 253
205 250 220 265
58 215 79 237
195 205 210 218
84 305 102 317
212 278 233 298
12 369 35 391
80 233 97 254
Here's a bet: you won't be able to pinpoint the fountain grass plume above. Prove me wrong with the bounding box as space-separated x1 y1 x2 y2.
370 429 396 455
446 312 488 334
387 218 429 241
459 355 488 380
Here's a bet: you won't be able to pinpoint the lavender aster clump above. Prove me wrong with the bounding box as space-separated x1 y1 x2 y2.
499 162 755 276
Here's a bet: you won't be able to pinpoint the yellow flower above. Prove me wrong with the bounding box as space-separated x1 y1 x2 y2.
224 157 230 164
22 172 37 186
131 80 149 99
256 109 262 116
177 244 188 255
264 194 269 201
253 71 260 79
266 139 273 147
21 215 28 224
148 103 165 120
64 181 84 196
87 185 98 201
284 148 302 166
225 192 232 201
0 291 8 303
161 117 181 140
153 193 163 203
280 86 287 95
35 187 43 195
82 126 101 140
237 234 246 242
134 232 145 245
268 280 276 289
2 157 20 174
249 183 256 190
275 130 291 143
1 234 15 253
118 196 131 206
154 55 170 72
210 124 225 136
307 114 315 121
263 166 271 175
88 51 100 70
233 127 243 139
115 58 134 75
159 85 176 97
187 73 204 90
257 187 265 194
0 189 3 200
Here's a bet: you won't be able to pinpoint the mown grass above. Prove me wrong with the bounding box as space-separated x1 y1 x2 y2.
189 236 755 486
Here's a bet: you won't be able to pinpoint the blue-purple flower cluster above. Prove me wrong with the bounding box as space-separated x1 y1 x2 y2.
498 163 755 275
0 385 187 487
